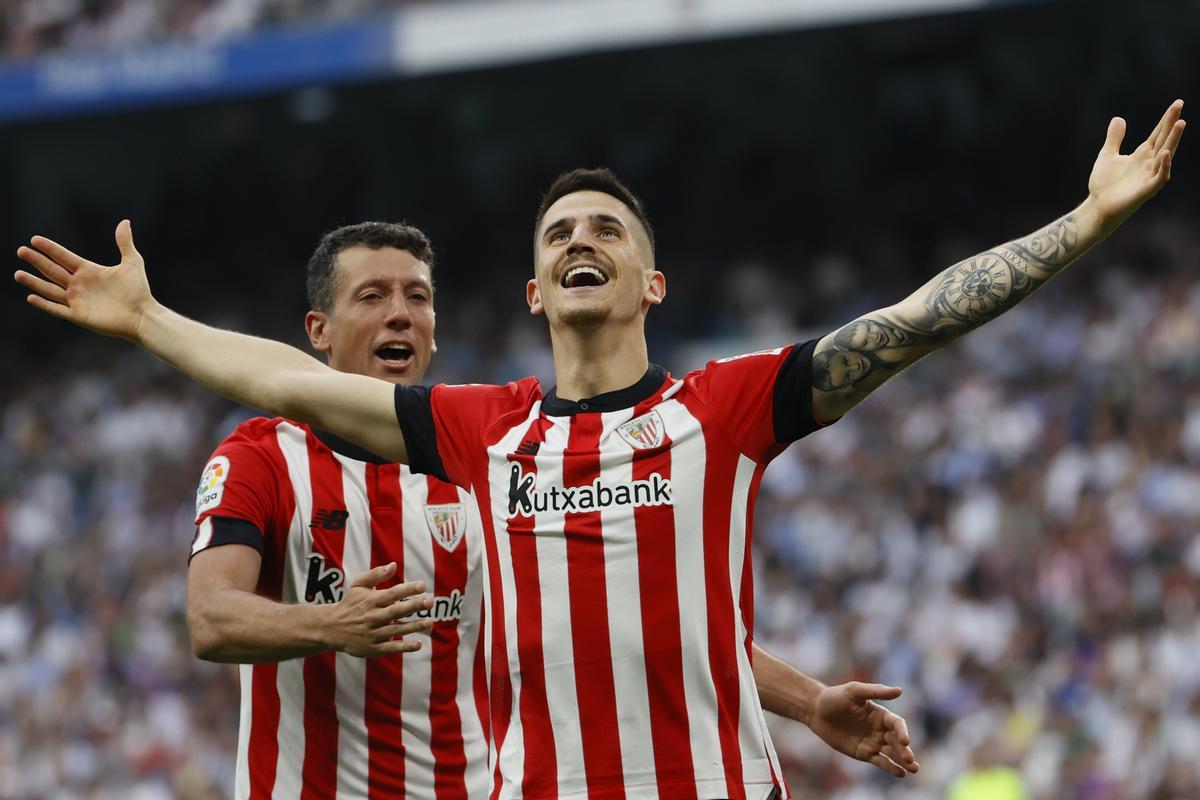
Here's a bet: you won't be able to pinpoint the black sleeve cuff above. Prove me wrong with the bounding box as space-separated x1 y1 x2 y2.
189 516 263 562
772 339 826 444
394 385 450 482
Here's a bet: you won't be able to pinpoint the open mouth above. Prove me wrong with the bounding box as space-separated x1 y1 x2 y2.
560 264 610 289
375 344 413 367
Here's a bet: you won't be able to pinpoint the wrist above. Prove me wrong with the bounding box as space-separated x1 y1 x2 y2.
132 297 167 345
1076 194 1118 242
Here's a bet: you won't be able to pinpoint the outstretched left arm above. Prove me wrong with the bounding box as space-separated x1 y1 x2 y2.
812 100 1186 422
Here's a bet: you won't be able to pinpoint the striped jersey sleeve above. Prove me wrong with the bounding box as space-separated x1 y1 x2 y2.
684 338 828 465
190 417 291 559
395 379 543 488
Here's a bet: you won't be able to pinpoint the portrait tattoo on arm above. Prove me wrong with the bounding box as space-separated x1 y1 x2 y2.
813 213 1080 396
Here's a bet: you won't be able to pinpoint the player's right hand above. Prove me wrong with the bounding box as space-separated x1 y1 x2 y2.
329 562 435 657
15 219 154 341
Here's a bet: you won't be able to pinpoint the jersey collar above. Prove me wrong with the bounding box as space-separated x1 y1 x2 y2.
541 364 669 416
311 427 391 464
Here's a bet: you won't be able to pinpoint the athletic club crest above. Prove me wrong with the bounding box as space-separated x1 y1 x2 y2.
617 410 666 450
424 503 466 552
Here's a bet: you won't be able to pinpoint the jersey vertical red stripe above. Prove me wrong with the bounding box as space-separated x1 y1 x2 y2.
563 413 627 796
427 475 471 799
365 462 407 798
505 416 558 799
300 436 347 800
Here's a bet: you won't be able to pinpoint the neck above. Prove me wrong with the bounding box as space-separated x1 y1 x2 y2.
548 316 650 401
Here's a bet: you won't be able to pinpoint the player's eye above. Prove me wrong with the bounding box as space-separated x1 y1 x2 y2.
408 292 429 304
598 228 619 239
359 292 383 302
550 232 570 244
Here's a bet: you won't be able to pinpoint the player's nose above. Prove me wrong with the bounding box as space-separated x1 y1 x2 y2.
384 295 413 328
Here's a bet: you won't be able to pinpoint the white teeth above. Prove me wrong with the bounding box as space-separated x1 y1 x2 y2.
563 266 607 287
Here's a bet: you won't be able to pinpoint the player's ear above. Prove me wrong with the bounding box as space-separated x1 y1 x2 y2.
643 270 666 307
526 278 544 316
305 310 332 354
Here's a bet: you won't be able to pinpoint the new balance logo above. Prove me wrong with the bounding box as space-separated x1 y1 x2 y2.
311 508 349 531
507 463 673 518
515 439 541 456
304 554 345 604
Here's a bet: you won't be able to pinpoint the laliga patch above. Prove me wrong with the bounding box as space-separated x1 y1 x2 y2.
196 455 230 516
425 503 466 552
617 410 666 450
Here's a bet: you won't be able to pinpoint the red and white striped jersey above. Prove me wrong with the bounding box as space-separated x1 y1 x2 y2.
190 417 490 800
394 341 827 800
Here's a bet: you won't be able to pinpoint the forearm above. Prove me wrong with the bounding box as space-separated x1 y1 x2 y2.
139 303 327 421
752 643 823 727
137 304 406 460
189 586 340 663
813 197 1108 411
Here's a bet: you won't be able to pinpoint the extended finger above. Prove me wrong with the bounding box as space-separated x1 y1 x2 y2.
869 752 907 779
885 708 911 746
378 580 427 605
371 638 423 656
1103 117 1126 154
14 270 68 304
379 594 433 621
17 246 74 286
351 561 397 589
373 618 434 641
847 682 902 703
25 293 74 322
1163 119 1186 156
1150 100 1184 150
114 219 141 262
28 236 92 273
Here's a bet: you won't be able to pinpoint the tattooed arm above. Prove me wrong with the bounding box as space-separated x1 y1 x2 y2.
811 100 1186 422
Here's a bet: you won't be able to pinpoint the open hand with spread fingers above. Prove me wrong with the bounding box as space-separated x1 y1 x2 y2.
1088 99 1185 233
330 562 435 658
809 682 920 779
15 219 154 341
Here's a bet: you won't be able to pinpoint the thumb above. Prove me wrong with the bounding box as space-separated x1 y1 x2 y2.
115 219 141 263
351 562 396 589
1102 117 1126 154
847 682 902 703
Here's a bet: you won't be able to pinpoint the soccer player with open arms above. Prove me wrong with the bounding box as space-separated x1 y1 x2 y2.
17 101 1183 798
23 215 920 798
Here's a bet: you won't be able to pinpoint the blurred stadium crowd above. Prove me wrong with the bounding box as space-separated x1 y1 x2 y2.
2 206 1199 799
0 0 432 60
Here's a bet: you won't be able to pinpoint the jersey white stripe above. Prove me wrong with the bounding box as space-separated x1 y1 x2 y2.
729 455 774 780
598 408 658 796
335 456 372 799
486 406 542 798
658 399 724 790
456 487 491 800
274 422 313 799
533 419 587 797
234 663 254 800
399 469 438 795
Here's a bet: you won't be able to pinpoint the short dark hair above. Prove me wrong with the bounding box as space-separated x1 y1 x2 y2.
535 167 655 251
305 221 434 313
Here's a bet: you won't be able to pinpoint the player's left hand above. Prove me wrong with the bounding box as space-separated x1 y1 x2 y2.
809 682 919 778
1088 99 1185 232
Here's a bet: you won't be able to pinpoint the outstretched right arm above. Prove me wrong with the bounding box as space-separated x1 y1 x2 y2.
15 220 408 463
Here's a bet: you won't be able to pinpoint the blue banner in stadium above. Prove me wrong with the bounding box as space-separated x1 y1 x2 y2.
0 15 398 122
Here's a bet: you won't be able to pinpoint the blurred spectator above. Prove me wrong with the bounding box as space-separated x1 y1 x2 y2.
1 0 435 61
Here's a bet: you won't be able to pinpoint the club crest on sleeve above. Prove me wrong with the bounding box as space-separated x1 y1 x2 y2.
196 455 230 516
617 410 666 450
425 503 466 552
